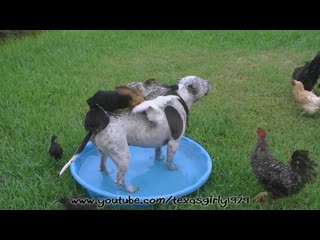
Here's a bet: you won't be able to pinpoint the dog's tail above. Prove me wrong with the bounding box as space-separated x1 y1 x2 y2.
132 95 179 124
59 131 92 176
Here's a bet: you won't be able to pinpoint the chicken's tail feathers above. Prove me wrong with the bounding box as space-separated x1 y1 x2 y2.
308 52 320 72
293 52 320 91
290 150 317 183
292 66 303 79
59 131 92 176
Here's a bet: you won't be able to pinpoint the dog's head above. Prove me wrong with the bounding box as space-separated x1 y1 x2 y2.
177 76 211 103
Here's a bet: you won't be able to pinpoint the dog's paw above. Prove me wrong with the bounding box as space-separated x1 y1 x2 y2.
155 154 165 161
101 168 113 175
166 162 178 170
122 184 139 193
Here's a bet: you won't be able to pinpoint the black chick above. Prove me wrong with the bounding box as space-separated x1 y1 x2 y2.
292 52 320 91
48 135 63 159
58 197 97 210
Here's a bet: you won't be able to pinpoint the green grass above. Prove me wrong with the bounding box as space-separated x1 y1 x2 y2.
1 30 320 210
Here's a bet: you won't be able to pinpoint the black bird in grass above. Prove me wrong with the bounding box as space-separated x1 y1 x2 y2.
58 197 97 210
292 52 320 91
48 135 63 159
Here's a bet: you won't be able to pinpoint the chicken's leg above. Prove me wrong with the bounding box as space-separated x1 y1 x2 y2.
253 191 268 202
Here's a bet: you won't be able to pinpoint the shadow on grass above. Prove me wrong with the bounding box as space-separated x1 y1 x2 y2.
0 30 42 43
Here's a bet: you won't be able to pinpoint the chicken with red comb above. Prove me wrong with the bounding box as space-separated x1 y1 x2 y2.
250 128 317 201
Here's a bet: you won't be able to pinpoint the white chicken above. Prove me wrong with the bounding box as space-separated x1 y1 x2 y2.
291 79 320 115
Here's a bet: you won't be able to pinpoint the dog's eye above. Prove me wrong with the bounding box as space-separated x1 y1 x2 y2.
188 84 194 89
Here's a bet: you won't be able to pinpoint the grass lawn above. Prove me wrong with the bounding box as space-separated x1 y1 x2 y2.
1 30 320 210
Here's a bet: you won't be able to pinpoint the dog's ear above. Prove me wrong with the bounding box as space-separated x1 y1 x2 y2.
187 83 197 93
144 78 158 85
170 84 179 91
165 106 183 140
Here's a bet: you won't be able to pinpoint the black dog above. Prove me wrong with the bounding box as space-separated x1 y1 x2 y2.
84 105 110 134
70 89 142 159
86 90 132 112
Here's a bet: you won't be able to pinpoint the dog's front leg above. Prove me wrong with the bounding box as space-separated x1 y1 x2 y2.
99 152 107 171
166 139 179 170
97 150 112 174
155 147 164 160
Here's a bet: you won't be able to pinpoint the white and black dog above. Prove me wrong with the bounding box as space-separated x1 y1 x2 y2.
60 76 210 193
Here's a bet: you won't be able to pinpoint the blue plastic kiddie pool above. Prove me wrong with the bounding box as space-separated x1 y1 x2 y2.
70 136 212 206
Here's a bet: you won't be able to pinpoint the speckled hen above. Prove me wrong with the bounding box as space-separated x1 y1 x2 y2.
250 128 317 201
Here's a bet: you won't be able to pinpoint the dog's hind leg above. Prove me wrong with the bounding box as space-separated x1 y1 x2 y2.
108 146 139 193
155 147 164 160
166 139 179 170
